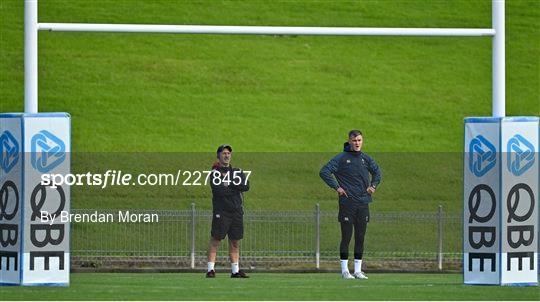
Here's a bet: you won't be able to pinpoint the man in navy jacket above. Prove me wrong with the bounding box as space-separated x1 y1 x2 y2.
320 130 381 279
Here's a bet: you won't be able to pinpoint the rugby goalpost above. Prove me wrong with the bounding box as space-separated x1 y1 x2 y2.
2 0 536 287
24 0 505 116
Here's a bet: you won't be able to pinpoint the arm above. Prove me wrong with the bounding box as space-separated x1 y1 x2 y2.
210 176 231 196
210 167 234 196
366 155 382 189
319 154 341 190
231 169 250 192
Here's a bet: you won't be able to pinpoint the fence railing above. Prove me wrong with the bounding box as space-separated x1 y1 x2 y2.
71 205 462 270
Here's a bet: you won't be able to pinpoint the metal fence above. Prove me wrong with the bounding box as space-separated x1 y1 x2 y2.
71 205 462 271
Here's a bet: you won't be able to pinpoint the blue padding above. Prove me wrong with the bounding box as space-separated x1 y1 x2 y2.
502 116 540 122
22 113 71 118
463 282 499 286
21 282 69 287
464 117 502 123
0 112 71 118
1 113 70 118
501 282 538 287
0 113 24 118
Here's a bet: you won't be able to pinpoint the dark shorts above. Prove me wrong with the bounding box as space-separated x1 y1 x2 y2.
338 202 370 224
211 211 244 240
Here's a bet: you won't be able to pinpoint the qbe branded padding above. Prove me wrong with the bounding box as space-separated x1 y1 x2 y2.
0 115 22 285
464 116 538 286
0 113 70 286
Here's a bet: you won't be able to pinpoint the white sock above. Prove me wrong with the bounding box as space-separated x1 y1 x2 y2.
354 259 362 273
231 262 239 274
207 262 215 272
340 259 349 274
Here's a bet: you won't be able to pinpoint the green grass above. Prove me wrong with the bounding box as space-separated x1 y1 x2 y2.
0 3 537 299
0 1 538 212
1 273 538 300
1 1 538 153
0 1 535 271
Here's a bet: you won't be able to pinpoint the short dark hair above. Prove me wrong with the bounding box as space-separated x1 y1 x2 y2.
348 130 363 138
216 144 233 158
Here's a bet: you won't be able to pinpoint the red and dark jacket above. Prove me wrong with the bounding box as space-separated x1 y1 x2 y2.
210 164 250 214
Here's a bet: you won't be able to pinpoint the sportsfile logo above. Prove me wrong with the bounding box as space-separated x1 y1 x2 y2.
469 135 497 177
0 131 19 173
31 130 66 173
507 134 535 176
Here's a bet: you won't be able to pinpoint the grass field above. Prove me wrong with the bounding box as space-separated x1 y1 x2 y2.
1 273 538 300
1 0 538 153
0 3 539 296
1 0 538 211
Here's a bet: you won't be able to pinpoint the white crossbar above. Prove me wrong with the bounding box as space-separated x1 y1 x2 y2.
38 23 495 37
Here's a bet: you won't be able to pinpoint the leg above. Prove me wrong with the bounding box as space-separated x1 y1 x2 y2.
352 206 369 278
206 236 220 277
338 203 354 260
339 221 354 277
228 213 243 265
207 212 229 276
338 204 355 278
340 222 353 260
229 239 240 264
207 236 221 264
228 212 248 278
353 218 367 261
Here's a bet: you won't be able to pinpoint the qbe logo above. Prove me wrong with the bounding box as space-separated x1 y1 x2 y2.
507 134 535 176
469 135 497 177
0 131 19 173
0 180 20 271
505 183 535 271
467 184 497 272
31 130 65 173
28 183 66 271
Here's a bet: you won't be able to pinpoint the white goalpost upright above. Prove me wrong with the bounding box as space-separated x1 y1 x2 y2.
491 0 505 118
24 0 38 114
0 0 536 287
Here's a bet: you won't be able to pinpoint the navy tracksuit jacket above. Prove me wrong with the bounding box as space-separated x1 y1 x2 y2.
319 143 382 204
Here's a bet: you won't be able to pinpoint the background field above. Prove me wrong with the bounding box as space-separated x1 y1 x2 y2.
1 1 539 299
1 0 538 152
1 273 539 301
2 0 538 213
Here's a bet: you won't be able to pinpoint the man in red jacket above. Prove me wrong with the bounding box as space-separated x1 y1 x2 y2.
206 144 250 278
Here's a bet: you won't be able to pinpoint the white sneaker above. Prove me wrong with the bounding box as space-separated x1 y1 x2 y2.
353 271 368 279
341 271 355 279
